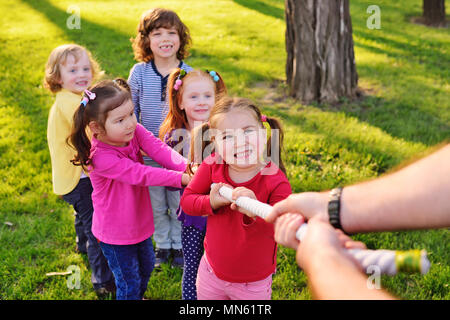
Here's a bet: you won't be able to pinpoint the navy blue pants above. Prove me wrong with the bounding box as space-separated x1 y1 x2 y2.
99 237 155 300
181 225 205 300
62 178 115 290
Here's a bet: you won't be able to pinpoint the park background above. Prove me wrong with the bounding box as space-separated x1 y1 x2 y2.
0 0 448 299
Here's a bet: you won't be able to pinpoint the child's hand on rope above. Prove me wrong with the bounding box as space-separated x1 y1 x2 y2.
231 187 258 219
181 173 192 186
210 182 232 210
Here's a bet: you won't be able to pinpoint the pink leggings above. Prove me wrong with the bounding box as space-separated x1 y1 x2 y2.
196 255 272 300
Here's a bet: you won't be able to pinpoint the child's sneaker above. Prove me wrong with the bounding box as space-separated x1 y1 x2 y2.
154 248 170 268
171 249 184 268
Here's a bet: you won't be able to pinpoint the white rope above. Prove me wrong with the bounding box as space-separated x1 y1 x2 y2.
216 184 430 275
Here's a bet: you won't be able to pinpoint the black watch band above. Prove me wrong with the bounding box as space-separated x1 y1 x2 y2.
328 187 343 230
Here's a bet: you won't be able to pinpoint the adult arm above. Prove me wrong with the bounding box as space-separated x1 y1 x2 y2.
267 144 450 233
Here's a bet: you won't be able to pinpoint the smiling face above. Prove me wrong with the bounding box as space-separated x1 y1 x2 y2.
213 109 267 170
95 99 137 147
148 27 180 60
180 76 215 128
58 50 93 94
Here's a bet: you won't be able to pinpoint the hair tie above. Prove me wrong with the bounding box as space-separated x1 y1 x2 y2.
80 97 89 107
84 89 96 100
207 70 220 82
174 69 187 91
80 89 96 108
261 114 267 122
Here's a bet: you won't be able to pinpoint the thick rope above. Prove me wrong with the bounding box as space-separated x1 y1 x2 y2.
216 184 430 275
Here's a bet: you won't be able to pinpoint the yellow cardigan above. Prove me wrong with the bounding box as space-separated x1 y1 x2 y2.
47 89 86 195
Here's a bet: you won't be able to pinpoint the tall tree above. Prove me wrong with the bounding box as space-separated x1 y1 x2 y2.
285 0 358 104
423 0 446 27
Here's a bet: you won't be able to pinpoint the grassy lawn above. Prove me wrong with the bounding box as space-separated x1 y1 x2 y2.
0 0 448 300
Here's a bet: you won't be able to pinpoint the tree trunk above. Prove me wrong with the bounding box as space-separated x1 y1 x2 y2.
285 0 358 104
423 0 446 27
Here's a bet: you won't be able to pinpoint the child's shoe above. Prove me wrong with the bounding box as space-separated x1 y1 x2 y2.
154 248 170 268
171 249 184 268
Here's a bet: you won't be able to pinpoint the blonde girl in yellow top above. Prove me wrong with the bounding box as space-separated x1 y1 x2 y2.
44 44 115 296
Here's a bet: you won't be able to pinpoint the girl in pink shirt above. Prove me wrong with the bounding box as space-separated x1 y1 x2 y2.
68 78 190 299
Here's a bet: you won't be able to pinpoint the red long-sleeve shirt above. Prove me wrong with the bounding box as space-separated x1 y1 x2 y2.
180 153 292 283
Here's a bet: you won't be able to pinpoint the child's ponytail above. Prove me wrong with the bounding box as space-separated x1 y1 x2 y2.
67 78 132 171
209 70 227 100
187 122 215 175
159 68 189 141
67 102 92 171
113 78 131 92
264 116 286 175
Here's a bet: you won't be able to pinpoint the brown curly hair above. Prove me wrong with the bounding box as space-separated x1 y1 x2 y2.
131 8 191 63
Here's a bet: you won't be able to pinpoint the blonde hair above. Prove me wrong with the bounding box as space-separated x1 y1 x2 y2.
44 44 103 93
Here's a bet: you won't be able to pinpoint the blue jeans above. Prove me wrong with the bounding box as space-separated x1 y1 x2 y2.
99 237 155 300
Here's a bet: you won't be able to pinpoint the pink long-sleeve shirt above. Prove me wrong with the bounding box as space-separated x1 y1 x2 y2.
90 123 187 245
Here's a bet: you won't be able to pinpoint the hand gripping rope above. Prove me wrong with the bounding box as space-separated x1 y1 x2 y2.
215 184 430 276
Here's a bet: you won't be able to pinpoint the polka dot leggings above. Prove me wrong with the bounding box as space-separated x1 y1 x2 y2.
181 225 206 300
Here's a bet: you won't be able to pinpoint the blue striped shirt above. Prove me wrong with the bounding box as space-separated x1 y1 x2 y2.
128 60 192 137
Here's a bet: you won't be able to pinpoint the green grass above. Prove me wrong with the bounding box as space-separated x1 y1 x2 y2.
0 0 449 300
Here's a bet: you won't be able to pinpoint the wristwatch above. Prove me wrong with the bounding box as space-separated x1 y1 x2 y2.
328 187 343 230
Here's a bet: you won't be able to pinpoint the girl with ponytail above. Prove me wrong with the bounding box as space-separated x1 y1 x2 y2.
68 78 191 300
181 97 291 300
159 68 226 299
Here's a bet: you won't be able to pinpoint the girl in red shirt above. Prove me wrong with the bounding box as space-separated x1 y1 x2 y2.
180 97 292 300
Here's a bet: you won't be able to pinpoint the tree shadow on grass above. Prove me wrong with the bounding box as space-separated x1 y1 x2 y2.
261 102 426 177
3 0 270 141
13 0 449 164
232 0 284 20
353 28 450 80
20 0 136 77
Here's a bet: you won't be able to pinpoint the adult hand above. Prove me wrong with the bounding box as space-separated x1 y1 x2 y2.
265 192 328 224
274 212 366 251
274 213 305 249
295 216 365 273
